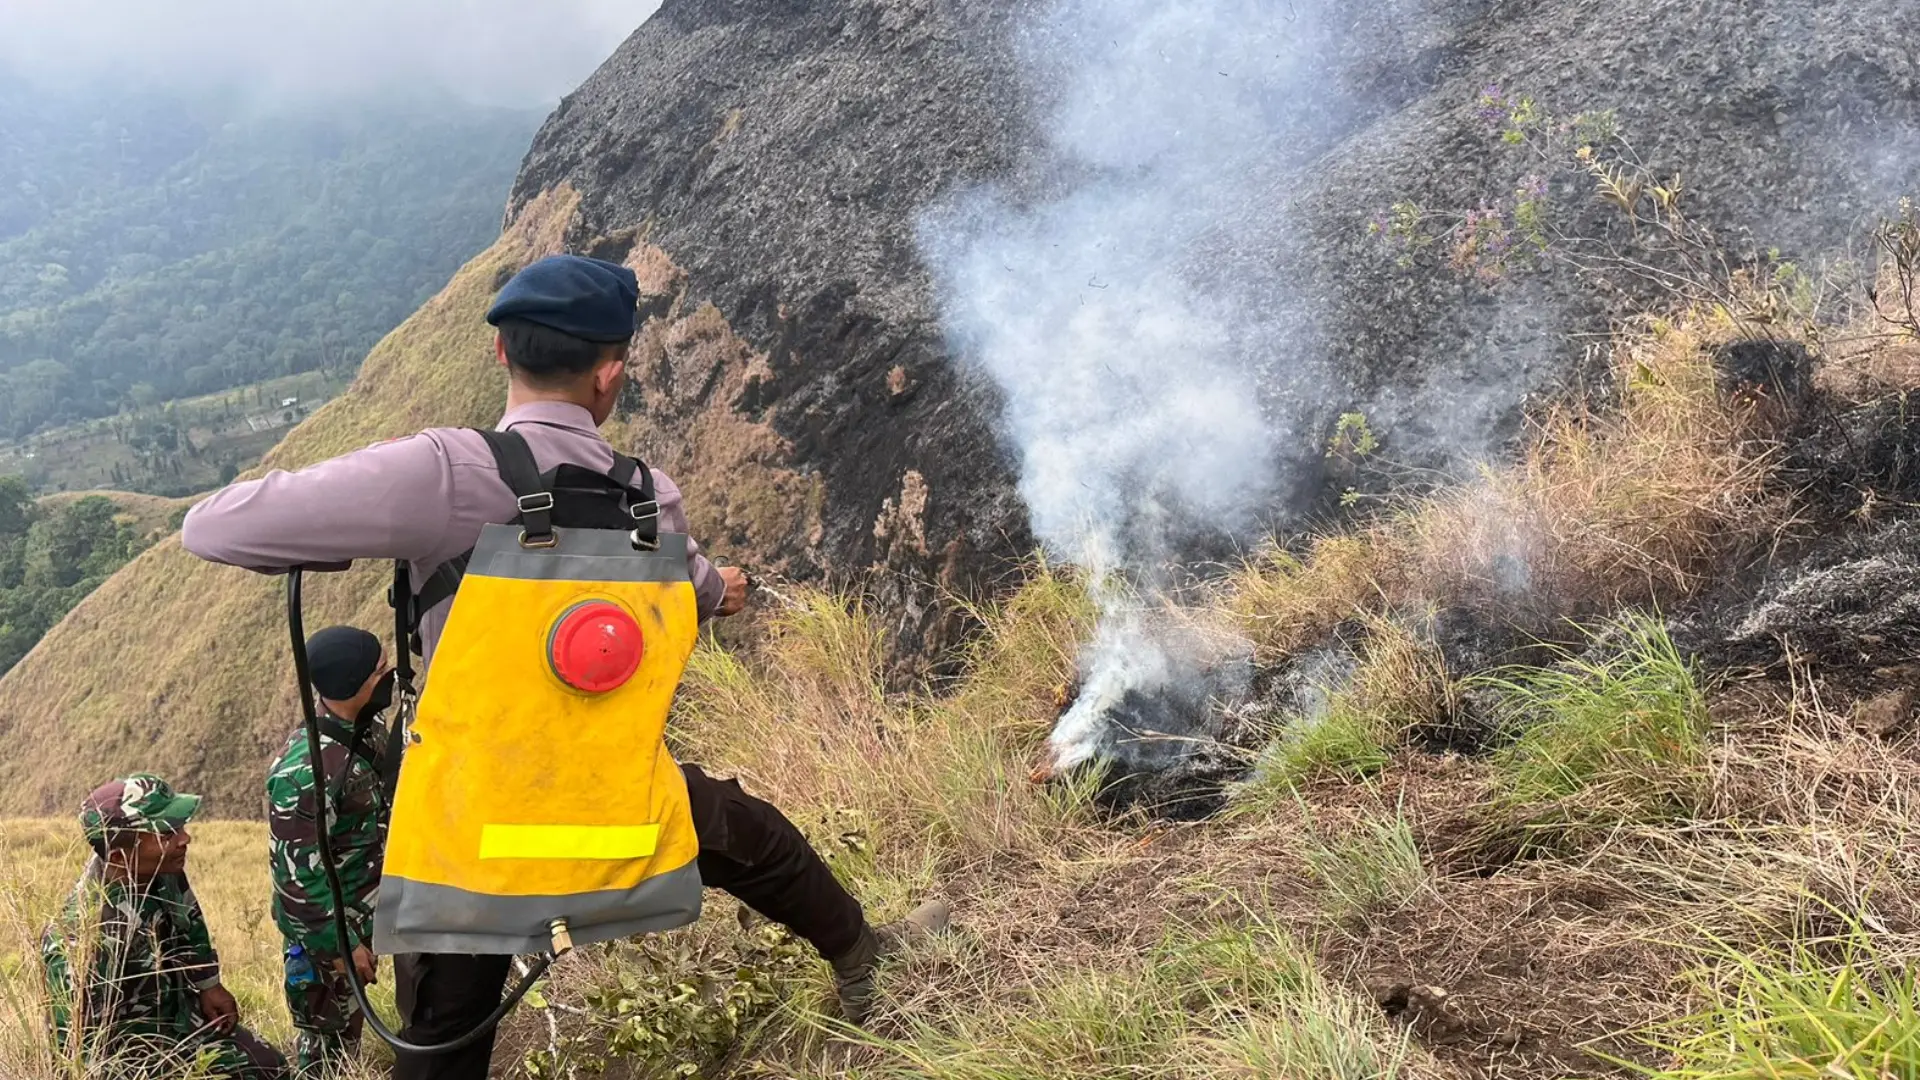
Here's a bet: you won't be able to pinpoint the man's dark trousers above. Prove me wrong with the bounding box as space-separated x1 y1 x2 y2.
390 765 867 1080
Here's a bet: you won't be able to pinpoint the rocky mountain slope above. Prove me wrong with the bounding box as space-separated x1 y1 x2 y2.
1 0 1916 813
510 0 1918 657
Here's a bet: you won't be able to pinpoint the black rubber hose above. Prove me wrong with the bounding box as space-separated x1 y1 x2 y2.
288 567 553 1056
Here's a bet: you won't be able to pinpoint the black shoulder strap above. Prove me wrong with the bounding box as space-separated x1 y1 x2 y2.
410 554 470 629
373 713 405 807
477 428 553 544
398 428 542 644
317 712 383 808
610 452 660 548
400 428 660 641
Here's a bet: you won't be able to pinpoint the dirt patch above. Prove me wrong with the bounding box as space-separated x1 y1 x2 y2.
1343 875 1678 1080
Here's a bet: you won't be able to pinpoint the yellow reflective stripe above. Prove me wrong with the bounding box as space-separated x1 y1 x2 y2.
478 824 660 861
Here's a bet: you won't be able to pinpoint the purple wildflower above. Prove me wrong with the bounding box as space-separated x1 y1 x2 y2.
1475 83 1508 130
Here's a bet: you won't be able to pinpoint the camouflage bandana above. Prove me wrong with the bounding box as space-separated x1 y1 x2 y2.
79 774 202 843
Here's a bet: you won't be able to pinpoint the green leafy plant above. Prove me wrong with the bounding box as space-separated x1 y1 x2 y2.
524 924 813 1079
1326 412 1380 459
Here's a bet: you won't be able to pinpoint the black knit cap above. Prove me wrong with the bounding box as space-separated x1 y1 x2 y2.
307 626 382 701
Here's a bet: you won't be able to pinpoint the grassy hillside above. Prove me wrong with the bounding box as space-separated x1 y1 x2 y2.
35 492 187 547
0 187 580 818
0 88 1913 1078
492 293 1920 1080
0 276 1915 1080
7 286 1919 1079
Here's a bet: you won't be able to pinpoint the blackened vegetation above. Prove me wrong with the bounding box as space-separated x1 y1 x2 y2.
1093 341 1920 817
505 0 1920 682
1781 393 1920 517
1066 660 1263 821
1713 338 1816 428
1677 364 1920 674
1417 606 1560 754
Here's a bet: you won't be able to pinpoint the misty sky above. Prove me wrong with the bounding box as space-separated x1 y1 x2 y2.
0 0 663 108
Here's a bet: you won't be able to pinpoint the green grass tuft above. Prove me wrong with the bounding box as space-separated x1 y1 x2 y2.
1299 801 1429 926
1245 705 1394 798
1236 617 1449 807
1478 611 1708 842
1639 924 1920 1080
857 909 1417 1080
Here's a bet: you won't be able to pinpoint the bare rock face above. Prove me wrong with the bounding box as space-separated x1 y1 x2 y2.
510 0 1043 673
507 0 1920 672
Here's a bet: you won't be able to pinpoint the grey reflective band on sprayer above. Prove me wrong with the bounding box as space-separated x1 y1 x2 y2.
374 861 703 956
467 523 693 584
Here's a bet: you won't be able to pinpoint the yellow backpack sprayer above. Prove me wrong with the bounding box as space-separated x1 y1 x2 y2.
287 428 705 1054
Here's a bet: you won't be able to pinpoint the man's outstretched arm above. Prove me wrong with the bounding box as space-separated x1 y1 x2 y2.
648 468 743 620
183 435 455 572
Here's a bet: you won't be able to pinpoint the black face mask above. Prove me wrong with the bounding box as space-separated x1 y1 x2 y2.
359 670 396 722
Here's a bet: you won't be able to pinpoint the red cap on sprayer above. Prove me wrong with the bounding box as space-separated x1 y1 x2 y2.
547 601 644 693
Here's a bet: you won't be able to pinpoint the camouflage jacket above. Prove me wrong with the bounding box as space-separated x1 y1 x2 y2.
266 711 390 957
41 860 223 1051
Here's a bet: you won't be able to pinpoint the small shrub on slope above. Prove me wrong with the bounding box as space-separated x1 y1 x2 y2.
521 924 813 1080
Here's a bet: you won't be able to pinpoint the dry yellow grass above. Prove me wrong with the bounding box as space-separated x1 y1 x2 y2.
0 819 400 1079
1230 303 1786 668
1413 311 1781 614
1 820 286 1077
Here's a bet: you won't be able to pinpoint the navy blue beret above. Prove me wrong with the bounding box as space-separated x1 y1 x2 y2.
485 254 640 343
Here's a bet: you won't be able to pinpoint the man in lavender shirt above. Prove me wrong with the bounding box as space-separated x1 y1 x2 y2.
182 255 947 1078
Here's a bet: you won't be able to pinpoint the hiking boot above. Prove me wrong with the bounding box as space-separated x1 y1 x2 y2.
830 898 952 1025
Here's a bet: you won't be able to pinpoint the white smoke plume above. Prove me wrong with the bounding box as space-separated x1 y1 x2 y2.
920 0 1336 775
917 0 1920 779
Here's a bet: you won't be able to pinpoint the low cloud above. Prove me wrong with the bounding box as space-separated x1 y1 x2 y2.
0 0 660 108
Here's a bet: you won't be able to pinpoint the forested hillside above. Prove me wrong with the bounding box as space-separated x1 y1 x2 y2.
0 74 543 437
0 483 167 676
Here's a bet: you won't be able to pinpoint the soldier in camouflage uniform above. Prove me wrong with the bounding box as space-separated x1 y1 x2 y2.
266 625 396 1078
42 773 289 1079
